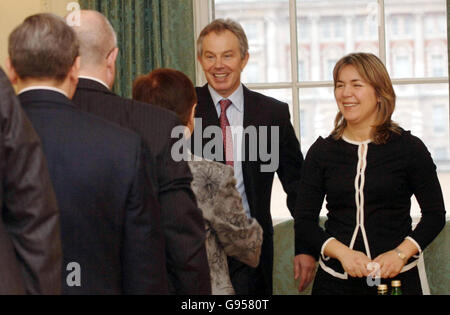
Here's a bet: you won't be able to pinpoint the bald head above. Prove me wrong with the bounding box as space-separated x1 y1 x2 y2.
70 10 117 70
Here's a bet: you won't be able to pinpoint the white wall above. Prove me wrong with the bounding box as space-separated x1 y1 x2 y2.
0 0 78 70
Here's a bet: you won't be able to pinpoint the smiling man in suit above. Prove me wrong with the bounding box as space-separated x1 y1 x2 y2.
194 18 316 295
7 13 167 294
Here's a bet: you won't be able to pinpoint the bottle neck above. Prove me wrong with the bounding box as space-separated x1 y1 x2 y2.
391 287 403 295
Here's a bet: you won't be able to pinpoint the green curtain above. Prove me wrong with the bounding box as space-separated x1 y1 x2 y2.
79 0 196 98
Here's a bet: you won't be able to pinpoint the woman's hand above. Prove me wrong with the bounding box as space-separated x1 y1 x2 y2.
373 250 405 278
374 239 419 278
324 239 371 278
337 248 372 278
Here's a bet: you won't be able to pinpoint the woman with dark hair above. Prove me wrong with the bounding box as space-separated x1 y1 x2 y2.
294 53 446 295
133 68 263 295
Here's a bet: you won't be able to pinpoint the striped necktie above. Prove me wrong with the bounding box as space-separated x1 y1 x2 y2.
219 99 233 167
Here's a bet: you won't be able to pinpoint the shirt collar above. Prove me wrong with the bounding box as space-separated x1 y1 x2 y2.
208 84 244 113
18 86 68 97
78 76 110 90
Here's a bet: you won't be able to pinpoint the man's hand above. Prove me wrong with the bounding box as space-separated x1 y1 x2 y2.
293 254 316 292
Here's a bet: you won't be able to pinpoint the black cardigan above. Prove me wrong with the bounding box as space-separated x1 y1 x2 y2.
294 129 446 275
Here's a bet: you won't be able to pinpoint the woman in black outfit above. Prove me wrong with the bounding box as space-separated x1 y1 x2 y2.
294 52 446 295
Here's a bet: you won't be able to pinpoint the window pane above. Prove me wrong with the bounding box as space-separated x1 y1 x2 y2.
393 83 450 217
251 88 293 221
393 83 449 168
298 87 336 218
215 0 291 84
298 87 336 156
297 0 379 82
385 0 448 78
253 88 293 123
298 84 450 218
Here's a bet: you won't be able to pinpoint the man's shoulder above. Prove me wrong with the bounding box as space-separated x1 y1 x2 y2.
64 102 141 147
75 84 181 127
244 86 287 108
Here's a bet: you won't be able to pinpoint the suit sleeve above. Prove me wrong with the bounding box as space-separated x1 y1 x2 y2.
275 103 304 216
406 135 446 251
0 68 62 294
293 138 330 258
122 139 168 294
157 116 211 295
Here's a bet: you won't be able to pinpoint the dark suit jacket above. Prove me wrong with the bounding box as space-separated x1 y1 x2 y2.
0 69 62 295
194 84 304 294
73 78 210 294
19 89 167 294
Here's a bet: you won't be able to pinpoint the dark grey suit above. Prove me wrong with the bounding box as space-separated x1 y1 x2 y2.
73 78 211 294
0 69 62 294
19 89 167 294
194 84 304 295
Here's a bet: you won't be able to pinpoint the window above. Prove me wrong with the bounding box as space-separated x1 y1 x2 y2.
433 104 447 133
195 0 449 221
435 147 449 160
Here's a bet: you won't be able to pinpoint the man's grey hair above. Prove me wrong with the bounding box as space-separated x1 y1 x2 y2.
197 18 249 59
8 13 79 82
71 10 117 68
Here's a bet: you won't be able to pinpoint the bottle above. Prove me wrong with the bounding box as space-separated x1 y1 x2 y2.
377 284 388 295
391 280 402 295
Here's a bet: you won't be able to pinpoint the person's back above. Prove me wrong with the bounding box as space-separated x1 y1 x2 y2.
71 10 210 294
132 68 264 295
0 68 62 295
188 157 263 295
73 78 180 192
19 90 166 293
8 13 167 294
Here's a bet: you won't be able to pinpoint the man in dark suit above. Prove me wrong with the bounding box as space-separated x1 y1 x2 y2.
7 13 167 294
70 10 210 294
0 68 62 295
194 18 316 295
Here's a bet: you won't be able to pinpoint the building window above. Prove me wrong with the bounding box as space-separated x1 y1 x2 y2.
433 104 447 133
196 0 449 221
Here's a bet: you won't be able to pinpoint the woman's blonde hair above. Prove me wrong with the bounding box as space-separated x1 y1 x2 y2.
331 52 401 144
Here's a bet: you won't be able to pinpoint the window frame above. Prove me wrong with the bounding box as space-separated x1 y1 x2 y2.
194 0 449 142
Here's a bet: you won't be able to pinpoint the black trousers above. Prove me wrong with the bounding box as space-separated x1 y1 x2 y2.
227 257 271 295
312 265 423 295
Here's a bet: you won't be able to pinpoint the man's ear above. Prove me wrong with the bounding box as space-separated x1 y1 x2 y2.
69 56 81 82
107 47 119 68
240 52 250 71
105 47 118 89
5 57 19 84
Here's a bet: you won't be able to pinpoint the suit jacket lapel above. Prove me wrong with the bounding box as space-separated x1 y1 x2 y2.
242 85 260 216
242 85 260 130
195 84 220 128
194 85 221 159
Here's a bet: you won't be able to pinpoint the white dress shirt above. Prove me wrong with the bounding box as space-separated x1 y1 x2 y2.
18 86 68 97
